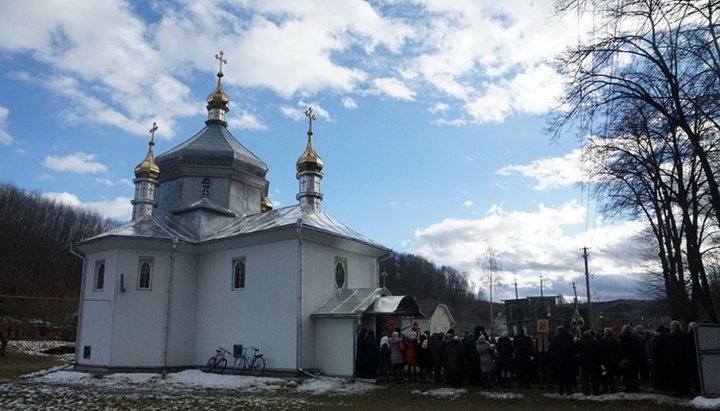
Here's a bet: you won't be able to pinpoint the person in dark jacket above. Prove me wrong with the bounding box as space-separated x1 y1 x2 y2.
550 325 576 395
444 335 464 387
430 332 445 383
364 330 379 379
687 322 700 395
355 328 367 378
380 335 391 380
619 324 641 393
464 328 481 386
651 325 671 391
577 330 601 395
513 329 534 389
668 320 691 396
496 334 514 389
599 328 620 394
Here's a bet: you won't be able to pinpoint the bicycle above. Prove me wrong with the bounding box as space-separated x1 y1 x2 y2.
203 346 231 373
233 345 266 376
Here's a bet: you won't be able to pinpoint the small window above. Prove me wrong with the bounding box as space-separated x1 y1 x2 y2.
335 257 347 289
138 258 153 290
232 258 246 289
83 346 91 359
94 261 105 291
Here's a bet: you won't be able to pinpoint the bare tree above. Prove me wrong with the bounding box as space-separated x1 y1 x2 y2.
478 245 504 334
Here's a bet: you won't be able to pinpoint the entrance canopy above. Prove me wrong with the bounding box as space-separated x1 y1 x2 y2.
311 289 424 318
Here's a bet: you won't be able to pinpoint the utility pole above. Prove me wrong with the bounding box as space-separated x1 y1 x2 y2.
540 273 545 315
583 247 592 328
572 281 578 308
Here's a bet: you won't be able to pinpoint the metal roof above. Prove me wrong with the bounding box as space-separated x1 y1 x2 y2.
365 296 425 317
79 205 388 250
155 120 268 178
311 288 387 318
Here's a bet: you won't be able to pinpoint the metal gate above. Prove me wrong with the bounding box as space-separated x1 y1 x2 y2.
695 323 720 397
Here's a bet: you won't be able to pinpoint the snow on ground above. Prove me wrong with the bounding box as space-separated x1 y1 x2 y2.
543 392 720 408
693 396 720 409
413 387 467 399
477 390 524 399
7 340 74 355
297 377 379 395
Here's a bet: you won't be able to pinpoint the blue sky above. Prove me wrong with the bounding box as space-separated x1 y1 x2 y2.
0 0 649 301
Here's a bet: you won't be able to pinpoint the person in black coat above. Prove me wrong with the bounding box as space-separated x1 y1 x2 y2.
496 334 514 389
355 328 367 378
651 325 671 391
577 330 601 395
444 335 464 388
599 328 620 394
430 332 445 383
550 325 576 395
513 329 534 389
619 324 641 392
364 330 379 379
668 320 691 396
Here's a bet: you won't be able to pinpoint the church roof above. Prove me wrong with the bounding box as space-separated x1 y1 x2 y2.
311 288 387 318
155 120 268 178
79 205 388 250
204 205 387 249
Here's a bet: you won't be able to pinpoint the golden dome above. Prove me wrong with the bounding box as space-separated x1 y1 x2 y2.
206 71 229 108
261 196 273 212
134 142 160 179
296 131 324 172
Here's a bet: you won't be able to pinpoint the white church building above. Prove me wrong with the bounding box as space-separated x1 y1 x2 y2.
74 55 421 377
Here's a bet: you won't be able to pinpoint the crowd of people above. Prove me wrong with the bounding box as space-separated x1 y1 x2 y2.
354 320 702 397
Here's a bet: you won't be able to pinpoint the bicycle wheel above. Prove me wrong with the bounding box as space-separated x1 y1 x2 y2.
203 357 216 373
216 358 227 374
251 356 265 376
233 356 246 374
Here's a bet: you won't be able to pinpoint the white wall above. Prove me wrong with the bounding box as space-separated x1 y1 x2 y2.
167 252 198 366
314 318 355 376
76 250 117 367
109 249 170 367
194 239 298 370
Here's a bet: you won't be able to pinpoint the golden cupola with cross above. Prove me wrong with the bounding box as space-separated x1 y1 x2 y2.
296 107 324 212
131 122 161 221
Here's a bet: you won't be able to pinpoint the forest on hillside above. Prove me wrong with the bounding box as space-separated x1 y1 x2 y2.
0 183 115 351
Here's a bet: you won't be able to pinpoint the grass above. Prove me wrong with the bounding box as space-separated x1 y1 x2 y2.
0 351 66 378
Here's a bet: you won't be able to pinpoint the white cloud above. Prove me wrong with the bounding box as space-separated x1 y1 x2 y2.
96 178 134 188
412 200 647 300
463 200 474 207
430 102 450 113
497 149 585 190
0 105 12 145
228 111 267 130
42 152 108 174
370 77 416 101
341 97 357 109
280 103 330 122
43 192 132 221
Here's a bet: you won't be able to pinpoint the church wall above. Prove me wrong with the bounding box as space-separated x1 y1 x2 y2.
108 249 171 367
228 178 263 216
300 241 379 371
76 250 118 367
314 318 355 376
154 178 182 219
167 252 198 366
194 239 298 370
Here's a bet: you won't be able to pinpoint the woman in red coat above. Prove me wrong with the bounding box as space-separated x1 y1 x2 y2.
403 331 419 382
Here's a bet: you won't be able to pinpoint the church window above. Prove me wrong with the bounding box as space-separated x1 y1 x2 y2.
94 261 105 291
335 257 347 289
201 177 211 197
232 258 246 289
138 258 153 290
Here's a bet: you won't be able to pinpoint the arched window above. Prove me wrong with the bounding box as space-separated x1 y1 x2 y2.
232 258 246 289
138 258 152 289
94 261 105 291
335 258 346 289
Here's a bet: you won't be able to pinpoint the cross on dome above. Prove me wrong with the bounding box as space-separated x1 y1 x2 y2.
305 107 316 134
215 51 227 75
149 122 158 145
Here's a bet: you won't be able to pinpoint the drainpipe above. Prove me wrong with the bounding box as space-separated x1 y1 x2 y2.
69 246 86 367
296 220 304 374
162 237 178 378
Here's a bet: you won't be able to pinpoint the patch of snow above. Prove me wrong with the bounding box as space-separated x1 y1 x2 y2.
296 377 379 395
478 390 524 399
543 392 691 407
415 387 466 399
160 370 287 391
7 340 74 356
693 396 720 409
